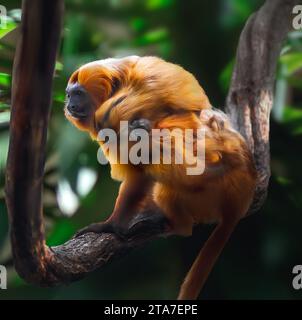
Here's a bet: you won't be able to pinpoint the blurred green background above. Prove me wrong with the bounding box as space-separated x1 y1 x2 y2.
0 0 302 299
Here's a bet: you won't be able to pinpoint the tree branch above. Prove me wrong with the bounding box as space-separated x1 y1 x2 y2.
5 0 299 286
226 0 300 213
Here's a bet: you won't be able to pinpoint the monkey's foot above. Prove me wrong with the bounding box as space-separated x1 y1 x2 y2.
74 210 171 240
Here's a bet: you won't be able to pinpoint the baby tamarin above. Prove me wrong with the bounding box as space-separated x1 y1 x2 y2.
65 56 257 300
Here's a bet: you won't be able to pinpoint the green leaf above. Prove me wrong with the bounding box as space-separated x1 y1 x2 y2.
291 126 302 136
135 28 168 46
280 52 302 75
55 61 63 72
130 17 146 32
0 20 17 39
283 106 302 123
282 107 302 136
146 0 174 10
276 176 292 186
53 92 65 103
0 73 11 87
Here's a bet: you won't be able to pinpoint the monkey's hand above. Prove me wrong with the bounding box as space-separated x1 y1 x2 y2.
200 109 231 131
129 118 151 132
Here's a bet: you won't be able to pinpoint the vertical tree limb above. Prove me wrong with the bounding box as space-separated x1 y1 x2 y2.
226 0 300 212
5 0 64 284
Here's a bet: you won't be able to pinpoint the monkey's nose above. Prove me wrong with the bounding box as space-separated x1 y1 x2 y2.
69 104 77 111
67 104 78 114
67 104 87 118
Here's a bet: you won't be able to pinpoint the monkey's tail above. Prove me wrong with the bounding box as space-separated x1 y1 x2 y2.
177 219 238 300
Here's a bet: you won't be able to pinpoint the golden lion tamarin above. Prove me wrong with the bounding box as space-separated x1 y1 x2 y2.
65 56 257 300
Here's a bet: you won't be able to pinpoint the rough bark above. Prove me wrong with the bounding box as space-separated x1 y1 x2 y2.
5 0 299 286
5 0 65 285
226 0 300 213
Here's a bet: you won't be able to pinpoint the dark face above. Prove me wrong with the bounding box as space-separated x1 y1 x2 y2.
65 83 93 120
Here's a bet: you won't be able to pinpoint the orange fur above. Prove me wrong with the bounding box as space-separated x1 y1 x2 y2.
66 56 257 300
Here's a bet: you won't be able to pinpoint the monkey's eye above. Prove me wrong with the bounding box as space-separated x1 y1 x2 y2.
74 90 82 96
65 89 70 98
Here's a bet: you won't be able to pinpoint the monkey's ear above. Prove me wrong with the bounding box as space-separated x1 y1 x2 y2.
69 70 79 84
